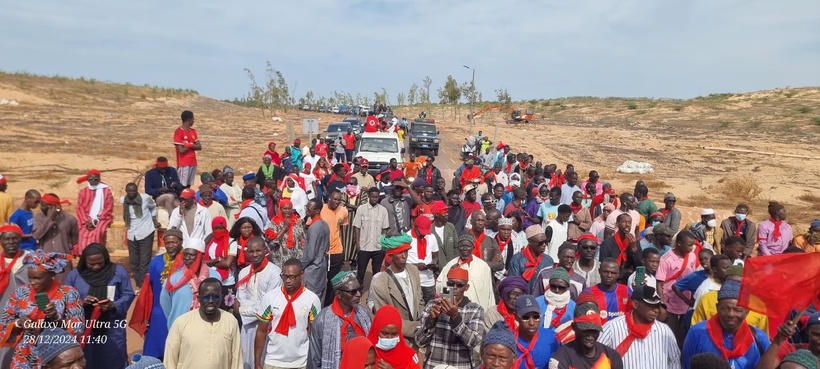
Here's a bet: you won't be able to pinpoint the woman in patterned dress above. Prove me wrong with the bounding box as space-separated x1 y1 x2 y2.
265 199 307 267
0 250 83 369
341 177 367 268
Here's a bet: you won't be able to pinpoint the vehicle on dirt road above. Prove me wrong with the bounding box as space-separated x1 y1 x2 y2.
324 122 352 142
408 119 440 156
343 117 362 138
357 132 405 176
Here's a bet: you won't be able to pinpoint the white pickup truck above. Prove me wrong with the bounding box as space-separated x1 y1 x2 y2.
356 132 404 175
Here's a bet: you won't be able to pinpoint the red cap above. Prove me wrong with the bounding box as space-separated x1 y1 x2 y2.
415 215 432 236
0 224 22 236
447 266 469 281
430 201 449 215
180 189 196 199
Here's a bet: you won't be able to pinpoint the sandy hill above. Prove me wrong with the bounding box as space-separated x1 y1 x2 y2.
2 71 819 240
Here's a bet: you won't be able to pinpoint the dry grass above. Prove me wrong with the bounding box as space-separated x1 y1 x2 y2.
717 175 764 203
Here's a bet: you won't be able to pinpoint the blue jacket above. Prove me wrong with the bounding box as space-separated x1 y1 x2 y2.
144 167 182 199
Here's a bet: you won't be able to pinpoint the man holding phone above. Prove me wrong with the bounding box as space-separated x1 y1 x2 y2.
407 216 439 304
416 267 485 369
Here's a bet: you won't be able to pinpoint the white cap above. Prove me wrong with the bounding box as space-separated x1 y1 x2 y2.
701 208 715 216
183 238 206 253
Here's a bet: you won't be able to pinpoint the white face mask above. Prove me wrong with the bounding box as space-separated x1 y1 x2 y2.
376 337 399 350
735 213 747 221
707 219 717 228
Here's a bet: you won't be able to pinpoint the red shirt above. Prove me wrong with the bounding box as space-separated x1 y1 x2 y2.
459 166 483 187
343 134 356 150
173 127 198 167
462 200 482 219
316 143 329 157
365 116 379 132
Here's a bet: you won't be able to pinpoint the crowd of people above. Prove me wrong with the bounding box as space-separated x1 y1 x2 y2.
0 109 818 369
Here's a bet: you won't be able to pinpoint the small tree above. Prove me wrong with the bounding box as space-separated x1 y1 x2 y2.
408 83 418 105
438 75 461 120
396 92 406 106
496 88 512 107
422 76 433 115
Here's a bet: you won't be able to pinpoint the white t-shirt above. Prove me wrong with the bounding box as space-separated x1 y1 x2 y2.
407 234 439 287
299 173 317 199
207 240 238 286
693 278 721 310
627 271 657 289
546 220 568 261
256 287 322 367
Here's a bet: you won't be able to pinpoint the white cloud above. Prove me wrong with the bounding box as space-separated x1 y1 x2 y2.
0 0 818 101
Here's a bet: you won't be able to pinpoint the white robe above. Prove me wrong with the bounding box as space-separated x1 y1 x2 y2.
236 262 282 369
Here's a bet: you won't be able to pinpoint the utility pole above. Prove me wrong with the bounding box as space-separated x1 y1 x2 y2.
463 65 475 136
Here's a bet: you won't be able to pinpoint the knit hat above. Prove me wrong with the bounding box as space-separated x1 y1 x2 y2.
549 267 570 285
726 265 744 278
498 276 529 300
0 224 23 236
718 280 741 300
572 303 603 332
200 172 214 182
163 228 183 241
127 354 165 369
222 166 234 175
457 233 476 246
35 328 80 364
782 349 819 369
575 292 599 309
811 219 820 229
498 217 513 227
331 271 357 290
664 192 676 201
482 321 516 353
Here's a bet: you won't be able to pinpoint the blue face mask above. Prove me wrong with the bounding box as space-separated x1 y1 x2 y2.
735 213 747 221
376 337 400 350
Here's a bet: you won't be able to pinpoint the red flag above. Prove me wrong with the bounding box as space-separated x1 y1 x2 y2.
128 276 154 337
738 253 820 321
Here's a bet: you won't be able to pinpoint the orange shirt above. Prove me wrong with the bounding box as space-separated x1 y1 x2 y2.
321 206 349 254
404 161 423 179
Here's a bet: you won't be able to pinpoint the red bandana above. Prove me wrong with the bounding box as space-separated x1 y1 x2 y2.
521 246 542 281
569 203 583 214
551 305 568 328
458 256 473 266
615 312 653 356
0 250 23 298
274 285 306 336
331 298 366 345
496 235 510 253
614 233 630 265
496 302 518 330
472 232 486 258
769 217 783 241
513 331 539 369
413 229 427 259
706 314 754 360
237 257 269 288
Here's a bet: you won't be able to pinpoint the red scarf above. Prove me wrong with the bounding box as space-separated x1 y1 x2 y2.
614 233 630 265
550 305 568 328
615 312 653 356
413 229 427 259
472 232 485 258
666 251 691 282
458 256 473 267
521 246 542 281
496 235 510 253
706 314 754 360
208 230 230 280
569 203 583 214
271 212 300 249
331 298 365 344
497 302 518 330
236 199 254 219
513 331 539 369
236 235 251 265
237 257 269 288
164 253 200 292
769 217 783 241
734 219 744 236
274 285 305 336
28 280 61 320
0 250 22 298
662 207 672 217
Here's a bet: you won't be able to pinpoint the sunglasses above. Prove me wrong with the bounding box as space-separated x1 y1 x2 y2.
581 246 597 251
535 240 548 246
446 281 467 288
549 284 569 292
520 314 541 321
339 287 363 295
200 294 222 303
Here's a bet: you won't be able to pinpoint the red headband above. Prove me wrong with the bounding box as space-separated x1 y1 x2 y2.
41 194 71 207
76 169 101 184
156 160 169 168
576 234 599 244
0 224 22 236
573 313 603 327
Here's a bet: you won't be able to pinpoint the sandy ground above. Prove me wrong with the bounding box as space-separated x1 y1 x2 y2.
2 74 820 356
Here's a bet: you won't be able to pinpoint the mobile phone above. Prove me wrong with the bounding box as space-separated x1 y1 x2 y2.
441 287 453 301
35 292 50 311
635 266 646 287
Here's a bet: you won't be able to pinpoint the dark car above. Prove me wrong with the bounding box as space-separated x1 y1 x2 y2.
324 122 353 142
408 121 440 156
343 117 362 138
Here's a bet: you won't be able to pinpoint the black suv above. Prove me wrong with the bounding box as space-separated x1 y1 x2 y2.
408 120 440 156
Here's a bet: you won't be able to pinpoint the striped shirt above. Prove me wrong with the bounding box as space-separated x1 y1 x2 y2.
598 315 681 369
415 297 485 369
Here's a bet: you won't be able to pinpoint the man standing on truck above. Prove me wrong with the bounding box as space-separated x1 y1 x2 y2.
365 112 379 133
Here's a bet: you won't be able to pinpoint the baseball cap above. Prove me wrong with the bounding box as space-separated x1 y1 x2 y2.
415 216 432 236
514 295 540 317
430 201 449 215
632 285 667 308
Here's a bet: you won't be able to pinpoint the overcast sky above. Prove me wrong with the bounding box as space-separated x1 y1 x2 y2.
2 0 819 102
